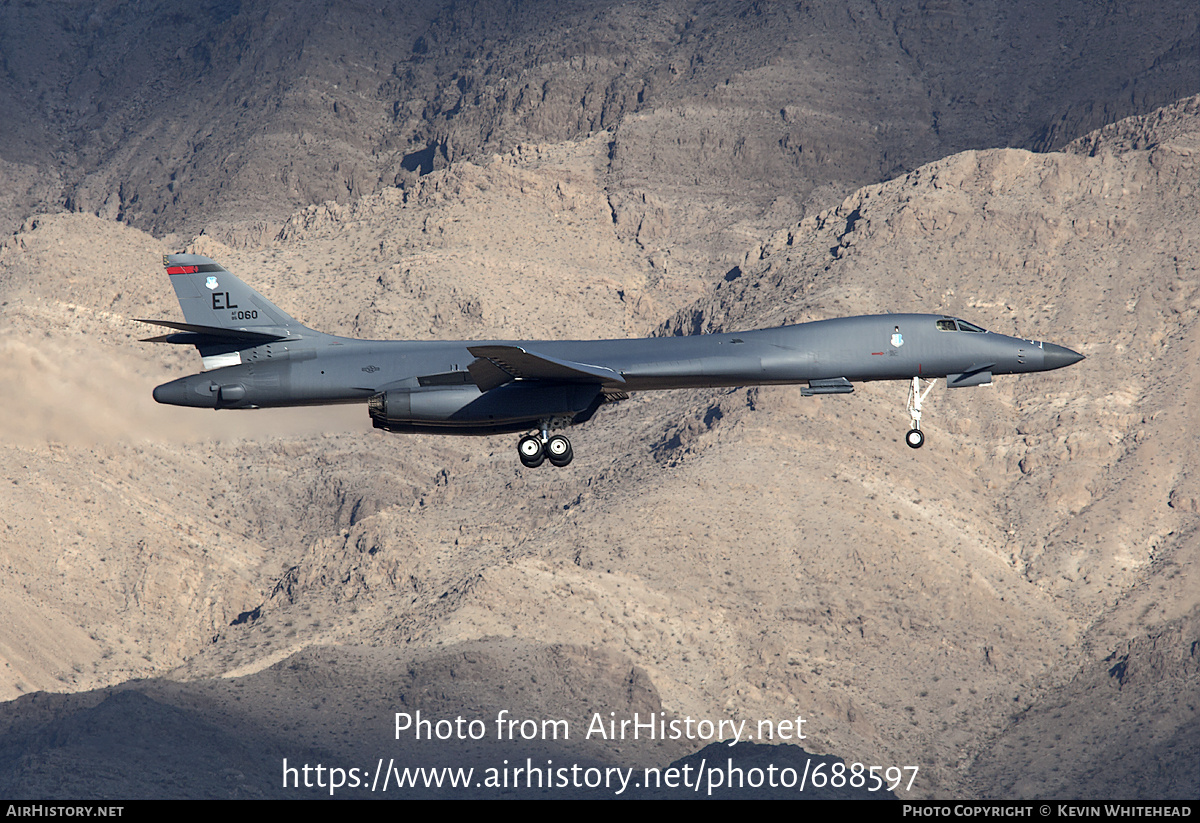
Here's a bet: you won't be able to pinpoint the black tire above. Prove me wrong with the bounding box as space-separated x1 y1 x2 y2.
547 435 573 467
518 435 545 467
905 428 925 449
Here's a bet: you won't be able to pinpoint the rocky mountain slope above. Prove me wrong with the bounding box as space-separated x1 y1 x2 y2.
2 94 1198 797
1 0 1196 275
3 0 1199 800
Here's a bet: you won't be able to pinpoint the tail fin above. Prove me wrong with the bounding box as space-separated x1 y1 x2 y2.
160 253 304 332
138 254 319 371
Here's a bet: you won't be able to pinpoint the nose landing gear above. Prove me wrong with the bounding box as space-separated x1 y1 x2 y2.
517 421 574 468
906 376 936 449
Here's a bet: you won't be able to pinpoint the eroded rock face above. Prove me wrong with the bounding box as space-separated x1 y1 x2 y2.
0 0 1197 799
2 98 1197 796
1 0 1195 249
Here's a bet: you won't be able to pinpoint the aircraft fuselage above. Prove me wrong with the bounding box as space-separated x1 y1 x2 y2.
153 314 1075 412
143 255 1084 460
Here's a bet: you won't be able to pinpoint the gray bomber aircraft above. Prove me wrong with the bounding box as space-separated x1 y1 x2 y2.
143 254 1084 466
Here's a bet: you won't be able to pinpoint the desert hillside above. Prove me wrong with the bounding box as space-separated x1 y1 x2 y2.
0 0 1197 800
2 1 1196 260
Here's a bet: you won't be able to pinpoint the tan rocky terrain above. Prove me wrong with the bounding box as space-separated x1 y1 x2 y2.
1 0 1196 271
0 0 1198 801
2 95 1198 797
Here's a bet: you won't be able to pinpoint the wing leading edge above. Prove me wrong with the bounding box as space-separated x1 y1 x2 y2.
467 345 627 391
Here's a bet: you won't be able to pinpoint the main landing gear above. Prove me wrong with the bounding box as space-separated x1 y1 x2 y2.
517 421 574 468
905 376 936 449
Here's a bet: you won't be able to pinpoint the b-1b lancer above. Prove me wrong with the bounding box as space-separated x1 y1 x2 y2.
142 254 1084 466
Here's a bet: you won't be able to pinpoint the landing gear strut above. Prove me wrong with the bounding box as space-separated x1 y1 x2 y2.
517 421 574 468
905 376 936 449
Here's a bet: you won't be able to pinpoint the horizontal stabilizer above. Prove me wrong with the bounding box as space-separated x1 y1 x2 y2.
136 319 292 343
467 345 626 392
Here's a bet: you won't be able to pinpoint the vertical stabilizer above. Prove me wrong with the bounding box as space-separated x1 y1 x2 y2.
140 255 322 371
163 253 306 332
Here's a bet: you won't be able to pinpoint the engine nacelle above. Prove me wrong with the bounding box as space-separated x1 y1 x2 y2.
368 382 604 433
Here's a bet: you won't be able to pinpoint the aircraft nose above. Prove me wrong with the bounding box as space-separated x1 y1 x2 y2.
1042 343 1085 370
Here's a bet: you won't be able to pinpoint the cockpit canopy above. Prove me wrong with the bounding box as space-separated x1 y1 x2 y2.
936 318 987 333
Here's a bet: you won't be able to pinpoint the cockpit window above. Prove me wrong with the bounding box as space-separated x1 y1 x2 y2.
936 318 988 332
